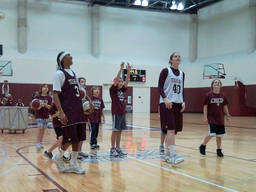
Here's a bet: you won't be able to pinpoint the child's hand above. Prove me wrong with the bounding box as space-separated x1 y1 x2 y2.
102 118 105 124
120 62 125 69
203 117 208 124
126 63 131 72
226 115 231 121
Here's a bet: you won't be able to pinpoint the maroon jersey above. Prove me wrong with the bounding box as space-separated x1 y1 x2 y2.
89 96 105 123
203 91 228 125
49 104 62 128
110 85 127 115
6 100 14 106
35 95 52 119
59 70 85 126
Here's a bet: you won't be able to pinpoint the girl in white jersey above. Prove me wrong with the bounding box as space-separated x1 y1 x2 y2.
158 52 185 165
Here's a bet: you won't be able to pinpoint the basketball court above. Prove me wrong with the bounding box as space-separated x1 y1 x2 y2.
0 113 255 192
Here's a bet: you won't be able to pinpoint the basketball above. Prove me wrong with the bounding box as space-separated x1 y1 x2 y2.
31 99 40 109
79 90 85 99
82 100 90 111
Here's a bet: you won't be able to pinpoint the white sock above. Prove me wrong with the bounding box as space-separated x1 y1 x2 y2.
57 149 65 159
168 145 176 157
71 151 78 164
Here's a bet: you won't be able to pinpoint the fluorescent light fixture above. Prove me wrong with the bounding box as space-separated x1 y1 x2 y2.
142 0 148 7
134 0 141 6
177 2 184 10
170 0 177 10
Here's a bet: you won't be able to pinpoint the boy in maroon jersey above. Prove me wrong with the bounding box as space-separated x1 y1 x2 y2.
89 86 105 149
43 103 63 159
34 84 52 150
52 51 86 174
109 62 131 157
199 79 231 157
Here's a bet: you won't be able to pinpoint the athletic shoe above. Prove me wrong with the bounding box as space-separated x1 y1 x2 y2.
199 144 206 155
164 155 184 165
91 144 97 150
95 144 100 149
78 151 89 158
110 148 118 157
53 154 66 172
44 150 53 159
36 143 44 150
63 154 71 162
116 148 127 156
217 149 224 157
159 145 165 153
66 162 85 174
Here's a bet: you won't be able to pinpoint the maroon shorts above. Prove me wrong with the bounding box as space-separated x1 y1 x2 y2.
62 123 86 144
159 103 183 133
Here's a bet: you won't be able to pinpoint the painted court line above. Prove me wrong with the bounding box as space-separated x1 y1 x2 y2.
128 156 240 192
0 146 8 166
0 159 23 177
16 145 68 192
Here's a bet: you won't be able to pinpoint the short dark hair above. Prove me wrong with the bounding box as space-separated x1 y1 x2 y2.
78 77 86 83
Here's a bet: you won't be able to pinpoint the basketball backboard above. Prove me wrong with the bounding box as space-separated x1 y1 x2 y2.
0 60 13 76
203 63 226 79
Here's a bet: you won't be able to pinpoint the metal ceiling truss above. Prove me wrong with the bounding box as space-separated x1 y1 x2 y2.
61 0 223 14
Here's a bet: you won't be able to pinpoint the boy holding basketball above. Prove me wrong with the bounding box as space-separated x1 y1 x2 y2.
110 62 131 157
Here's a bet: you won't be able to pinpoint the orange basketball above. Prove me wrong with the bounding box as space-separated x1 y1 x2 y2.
32 99 40 109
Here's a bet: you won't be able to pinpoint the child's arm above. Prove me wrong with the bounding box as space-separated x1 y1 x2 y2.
113 62 125 86
101 110 105 124
223 105 231 121
203 105 208 123
124 63 131 88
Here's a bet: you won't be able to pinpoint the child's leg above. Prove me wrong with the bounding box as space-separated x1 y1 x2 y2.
116 130 122 148
48 136 63 153
111 131 117 148
95 123 99 145
202 135 212 145
161 134 166 145
216 137 222 149
37 127 45 143
90 123 97 146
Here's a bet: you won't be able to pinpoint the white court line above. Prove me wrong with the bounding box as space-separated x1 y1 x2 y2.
0 159 23 177
0 146 8 165
128 156 240 192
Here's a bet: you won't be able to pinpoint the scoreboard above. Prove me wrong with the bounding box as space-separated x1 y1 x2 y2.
123 69 146 82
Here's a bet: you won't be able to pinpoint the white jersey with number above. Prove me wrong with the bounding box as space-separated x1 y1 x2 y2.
159 67 184 104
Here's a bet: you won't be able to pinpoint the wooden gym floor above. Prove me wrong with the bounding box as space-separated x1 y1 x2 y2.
0 112 255 192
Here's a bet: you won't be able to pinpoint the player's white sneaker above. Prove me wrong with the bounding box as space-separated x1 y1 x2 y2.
164 155 184 165
66 162 85 174
53 155 66 173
